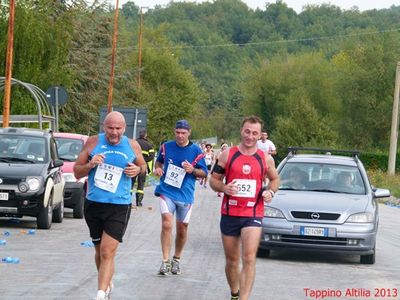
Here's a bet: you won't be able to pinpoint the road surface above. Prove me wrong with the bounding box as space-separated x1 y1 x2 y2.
1 183 399 299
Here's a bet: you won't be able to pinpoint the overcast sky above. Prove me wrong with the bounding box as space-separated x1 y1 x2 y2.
115 0 399 12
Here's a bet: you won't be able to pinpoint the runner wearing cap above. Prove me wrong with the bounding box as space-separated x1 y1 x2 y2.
153 119 208 275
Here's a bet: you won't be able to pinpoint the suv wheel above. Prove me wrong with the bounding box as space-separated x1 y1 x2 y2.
360 250 375 264
73 190 85 219
257 248 270 258
53 197 64 223
37 195 53 229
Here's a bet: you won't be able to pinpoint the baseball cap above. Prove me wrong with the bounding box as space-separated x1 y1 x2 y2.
175 119 191 130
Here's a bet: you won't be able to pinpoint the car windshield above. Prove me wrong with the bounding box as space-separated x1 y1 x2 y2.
279 162 367 195
0 134 48 163
55 137 84 162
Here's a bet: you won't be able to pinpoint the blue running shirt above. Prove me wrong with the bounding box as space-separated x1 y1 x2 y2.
155 141 207 204
87 134 136 205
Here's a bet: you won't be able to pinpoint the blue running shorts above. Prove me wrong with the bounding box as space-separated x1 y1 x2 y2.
159 195 193 224
220 215 263 236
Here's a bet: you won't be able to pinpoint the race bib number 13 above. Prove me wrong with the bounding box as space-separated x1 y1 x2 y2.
94 163 123 193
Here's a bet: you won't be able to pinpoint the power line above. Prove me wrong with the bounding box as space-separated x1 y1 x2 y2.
131 27 400 51
74 27 400 51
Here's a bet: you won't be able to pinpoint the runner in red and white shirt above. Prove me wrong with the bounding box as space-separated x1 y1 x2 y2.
210 116 279 300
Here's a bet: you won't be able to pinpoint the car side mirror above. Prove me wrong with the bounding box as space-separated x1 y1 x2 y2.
373 188 391 199
53 159 64 168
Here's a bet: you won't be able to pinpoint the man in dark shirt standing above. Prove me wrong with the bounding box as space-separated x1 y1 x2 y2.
132 130 155 206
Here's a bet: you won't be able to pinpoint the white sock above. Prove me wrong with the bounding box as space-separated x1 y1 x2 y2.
96 290 106 299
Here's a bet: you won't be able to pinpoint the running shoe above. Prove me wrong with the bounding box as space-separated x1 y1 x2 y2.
171 258 181 275
92 291 106 300
230 291 240 300
158 260 171 275
105 282 114 299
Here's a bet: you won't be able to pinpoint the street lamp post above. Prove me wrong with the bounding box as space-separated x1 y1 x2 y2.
107 0 120 113
2 0 15 128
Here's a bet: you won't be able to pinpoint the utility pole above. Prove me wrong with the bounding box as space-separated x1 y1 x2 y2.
137 7 148 91
388 62 400 175
2 0 15 128
107 0 120 113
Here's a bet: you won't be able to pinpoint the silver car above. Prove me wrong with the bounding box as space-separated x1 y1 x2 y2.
259 147 390 264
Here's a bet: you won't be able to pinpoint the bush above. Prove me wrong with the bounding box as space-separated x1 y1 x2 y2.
367 169 400 198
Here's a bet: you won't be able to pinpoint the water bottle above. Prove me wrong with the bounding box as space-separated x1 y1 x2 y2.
1 257 20 264
27 229 36 235
80 240 94 247
0 239 6 246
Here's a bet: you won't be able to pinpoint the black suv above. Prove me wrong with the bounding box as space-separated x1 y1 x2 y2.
0 127 65 229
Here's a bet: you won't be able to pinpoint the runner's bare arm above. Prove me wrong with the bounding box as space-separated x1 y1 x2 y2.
181 160 207 178
73 136 101 179
209 150 237 195
262 154 280 203
124 140 147 178
154 161 164 177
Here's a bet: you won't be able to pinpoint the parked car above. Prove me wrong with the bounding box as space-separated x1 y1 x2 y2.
0 127 65 229
54 132 88 218
259 147 390 264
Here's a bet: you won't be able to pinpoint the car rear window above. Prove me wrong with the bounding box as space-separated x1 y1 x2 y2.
55 137 84 161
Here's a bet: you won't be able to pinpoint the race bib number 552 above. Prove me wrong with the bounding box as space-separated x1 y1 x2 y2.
234 179 256 198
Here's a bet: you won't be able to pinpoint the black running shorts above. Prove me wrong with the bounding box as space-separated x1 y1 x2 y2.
220 215 263 236
84 200 132 244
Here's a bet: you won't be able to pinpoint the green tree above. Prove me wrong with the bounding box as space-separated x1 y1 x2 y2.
0 0 72 116
332 30 400 149
273 93 338 153
241 52 339 130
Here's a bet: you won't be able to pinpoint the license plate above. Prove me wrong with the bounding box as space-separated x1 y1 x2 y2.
0 192 9 201
300 226 328 237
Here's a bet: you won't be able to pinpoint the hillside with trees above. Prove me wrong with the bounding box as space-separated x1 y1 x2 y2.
1 0 400 152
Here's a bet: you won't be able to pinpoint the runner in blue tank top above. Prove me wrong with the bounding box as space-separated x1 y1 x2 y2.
154 119 208 276
74 111 146 300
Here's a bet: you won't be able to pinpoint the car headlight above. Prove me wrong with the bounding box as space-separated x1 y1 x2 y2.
346 212 374 223
63 173 77 182
264 206 285 218
26 177 42 192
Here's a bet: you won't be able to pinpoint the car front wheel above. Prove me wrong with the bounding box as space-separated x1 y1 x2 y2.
37 195 53 229
53 197 64 223
257 247 270 258
360 253 375 264
73 190 85 219
360 247 375 264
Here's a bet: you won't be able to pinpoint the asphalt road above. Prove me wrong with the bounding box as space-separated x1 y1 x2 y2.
1 183 399 300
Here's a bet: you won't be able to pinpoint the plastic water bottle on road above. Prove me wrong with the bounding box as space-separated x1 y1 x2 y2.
80 240 94 247
1 257 20 264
